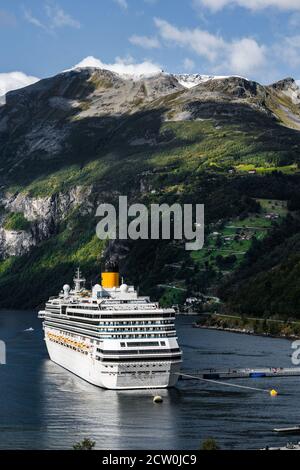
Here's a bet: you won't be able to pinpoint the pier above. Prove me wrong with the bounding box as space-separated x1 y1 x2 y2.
177 367 300 396
179 367 300 381
273 426 300 435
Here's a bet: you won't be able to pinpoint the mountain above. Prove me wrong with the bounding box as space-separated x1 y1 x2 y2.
0 68 300 312
173 73 244 89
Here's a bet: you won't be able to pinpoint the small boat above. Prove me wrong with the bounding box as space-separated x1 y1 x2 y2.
250 372 266 378
273 426 300 434
24 327 34 332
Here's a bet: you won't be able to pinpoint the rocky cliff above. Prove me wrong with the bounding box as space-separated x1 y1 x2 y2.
0 185 92 258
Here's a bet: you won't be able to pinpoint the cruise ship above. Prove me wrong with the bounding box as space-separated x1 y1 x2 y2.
38 266 182 390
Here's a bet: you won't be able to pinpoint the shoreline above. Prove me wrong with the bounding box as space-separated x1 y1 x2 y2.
195 323 300 341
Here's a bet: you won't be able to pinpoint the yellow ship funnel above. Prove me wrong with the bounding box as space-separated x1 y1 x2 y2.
101 271 120 289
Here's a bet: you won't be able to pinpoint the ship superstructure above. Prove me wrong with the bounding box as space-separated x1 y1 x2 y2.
38 267 182 389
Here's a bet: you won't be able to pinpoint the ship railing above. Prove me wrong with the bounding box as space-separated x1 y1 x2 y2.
43 311 175 322
44 319 177 337
99 305 172 312
44 316 175 328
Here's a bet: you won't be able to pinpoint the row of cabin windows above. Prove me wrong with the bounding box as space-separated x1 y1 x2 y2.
65 303 154 311
46 317 174 329
50 314 174 326
96 348 181 355
45 323 175 340
46 320 175 333
96 327 175 333
64 312 174 319
46 310 174 320
97 320 173 326
102 364 167 369
96 355 181 363
120 341 164 347
101 334 175 339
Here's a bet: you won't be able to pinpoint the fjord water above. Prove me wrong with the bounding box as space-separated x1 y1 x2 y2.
0 310 298 450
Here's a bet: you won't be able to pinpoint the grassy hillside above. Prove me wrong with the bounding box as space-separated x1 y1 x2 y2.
221 215 300 318
0 72 300 312
0 210 106 308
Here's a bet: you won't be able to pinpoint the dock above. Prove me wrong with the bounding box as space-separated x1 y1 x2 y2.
262 442 300 450
273 426 300 435
179 367 300 381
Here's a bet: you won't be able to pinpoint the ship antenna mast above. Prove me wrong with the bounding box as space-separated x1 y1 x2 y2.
74 267 85 293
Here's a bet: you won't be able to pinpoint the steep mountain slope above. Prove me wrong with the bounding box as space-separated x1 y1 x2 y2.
221 215 300 318
0 68 300 310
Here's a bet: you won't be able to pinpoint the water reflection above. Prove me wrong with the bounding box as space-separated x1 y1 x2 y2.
39 360 177 450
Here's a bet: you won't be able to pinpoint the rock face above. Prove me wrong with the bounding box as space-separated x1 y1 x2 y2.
0 186 92 258
269 77 300 105
0 228 35 258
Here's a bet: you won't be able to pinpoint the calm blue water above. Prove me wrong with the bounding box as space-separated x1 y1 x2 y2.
0 310 299 450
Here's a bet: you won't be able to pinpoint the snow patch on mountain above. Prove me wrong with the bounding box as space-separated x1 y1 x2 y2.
174 74 216 88
174 73 248 89
69 57 252 86
72 56 162 79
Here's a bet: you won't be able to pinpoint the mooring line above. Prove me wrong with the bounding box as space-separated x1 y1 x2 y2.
178 373 272 394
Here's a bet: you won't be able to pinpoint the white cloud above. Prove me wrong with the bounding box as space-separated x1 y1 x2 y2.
72 55 162 77
183 58 195 72
113 0 128 9
24 3 80 31
154 17 267 76
129 35 160 49
229 38 266 75
24 9 48 31
45 4 81 29
154 17 225 62
0 72 39 98
194 0 300 12
274 35 300 68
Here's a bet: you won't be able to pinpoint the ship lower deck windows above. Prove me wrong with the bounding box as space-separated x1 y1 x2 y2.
96 354 181 363
96 348 181 356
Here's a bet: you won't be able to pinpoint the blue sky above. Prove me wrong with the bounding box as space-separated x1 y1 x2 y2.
1 0 300 94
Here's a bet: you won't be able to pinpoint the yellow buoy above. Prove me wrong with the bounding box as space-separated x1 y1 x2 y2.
270 389 278 397
153 395 163 404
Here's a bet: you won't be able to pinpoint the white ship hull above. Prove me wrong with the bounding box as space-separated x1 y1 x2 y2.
40 269 182 391
46 337 181 390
